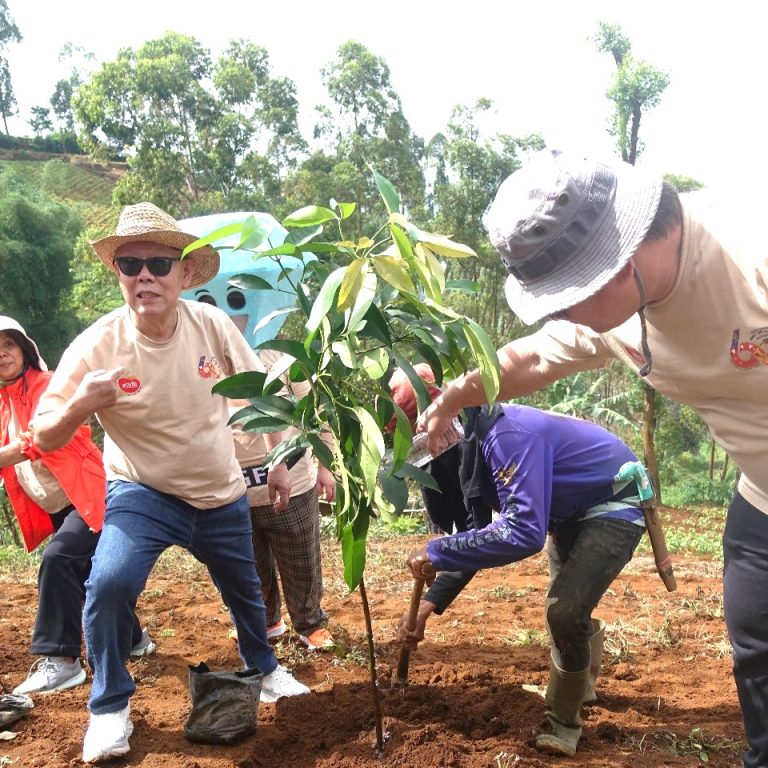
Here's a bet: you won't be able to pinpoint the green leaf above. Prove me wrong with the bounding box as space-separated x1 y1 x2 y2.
372 484 396 522
413 341 443 383
353 406 385 497
294 242 343 254
228 273 274 291
244 395 296 421
337 202 356 219
464 318 500 406
182 221 244 257
264 353 296 388
253 307 298 335
418 232 477 259
391 404 414 467
394 462 441 492
237 216 272 250
306 267 345 336
285 225 323 246
331 340 357 369
393 353 432 413
446 279 481 293
423 247 446 294
307 432 334 470
391 225 432 294
341 512 369 591
283 205 337 227
251 243 297 258
378 471 409 515
422 298 463 320
372 254 416 294
261 434 311 468
212 371 267 399
240 416 293 433
373 170 400 214
257 339 313 364
358 303 392 346
338 259 367 310
361 347 390 380
347 269 377 332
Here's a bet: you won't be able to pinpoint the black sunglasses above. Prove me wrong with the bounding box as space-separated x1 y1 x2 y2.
114 256 179 277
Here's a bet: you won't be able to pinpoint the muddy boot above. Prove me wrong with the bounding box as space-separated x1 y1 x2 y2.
583 618 606 704
535 657 589 757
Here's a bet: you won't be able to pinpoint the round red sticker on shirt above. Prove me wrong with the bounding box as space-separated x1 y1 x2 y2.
118 376 141 395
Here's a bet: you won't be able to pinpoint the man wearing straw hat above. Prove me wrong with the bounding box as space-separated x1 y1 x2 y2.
418 149 768 768
32 202 310 763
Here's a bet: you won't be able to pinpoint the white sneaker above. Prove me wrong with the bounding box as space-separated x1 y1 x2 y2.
260 665 310 703
13 657 86 695
129 628 156 657
82 704 133 763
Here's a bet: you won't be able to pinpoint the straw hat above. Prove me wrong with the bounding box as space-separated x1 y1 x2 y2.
486 149 662 325
91 202 220 288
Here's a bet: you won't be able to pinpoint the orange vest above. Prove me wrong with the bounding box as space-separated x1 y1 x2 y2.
0 368 106 551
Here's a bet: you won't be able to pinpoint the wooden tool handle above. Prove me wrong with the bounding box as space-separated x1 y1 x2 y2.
394 577 426 684
643 506 677 592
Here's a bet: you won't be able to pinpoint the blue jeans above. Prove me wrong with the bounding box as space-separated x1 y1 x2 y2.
84 481 278 714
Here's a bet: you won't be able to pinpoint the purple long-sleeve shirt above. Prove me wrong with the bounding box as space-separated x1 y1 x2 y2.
426 405 641 572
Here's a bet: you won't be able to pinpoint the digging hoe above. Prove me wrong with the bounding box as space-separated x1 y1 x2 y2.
392 562 435 688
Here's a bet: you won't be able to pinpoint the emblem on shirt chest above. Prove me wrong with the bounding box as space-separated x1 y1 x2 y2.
730 328 768 370
117 375 142 395
197 355 223 379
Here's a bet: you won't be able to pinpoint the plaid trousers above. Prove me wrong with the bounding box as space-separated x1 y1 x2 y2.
250 487 328 635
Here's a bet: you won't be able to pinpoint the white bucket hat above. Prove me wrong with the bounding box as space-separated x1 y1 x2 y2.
91 202 220 289
0 316 47 371
485 149 663 325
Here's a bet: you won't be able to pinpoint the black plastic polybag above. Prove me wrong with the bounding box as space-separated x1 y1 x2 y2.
183 662 262 744
0 693 34 728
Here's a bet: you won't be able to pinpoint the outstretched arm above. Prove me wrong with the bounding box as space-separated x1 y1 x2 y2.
419 334 557 455
34 368 123 452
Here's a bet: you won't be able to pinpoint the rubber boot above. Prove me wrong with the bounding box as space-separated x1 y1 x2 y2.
535 657 590 757
583 618 606 704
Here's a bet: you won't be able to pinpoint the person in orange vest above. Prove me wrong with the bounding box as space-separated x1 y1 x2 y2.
0 317 152 697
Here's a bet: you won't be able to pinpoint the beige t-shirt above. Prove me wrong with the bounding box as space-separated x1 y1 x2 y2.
233 348 316 507
37 301 262 509
529 206 768 512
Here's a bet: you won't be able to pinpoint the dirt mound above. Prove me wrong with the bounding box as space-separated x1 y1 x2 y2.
0 533 744 767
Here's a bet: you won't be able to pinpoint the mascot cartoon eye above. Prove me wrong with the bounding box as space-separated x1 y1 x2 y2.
194 291 217 306
227 290 246 310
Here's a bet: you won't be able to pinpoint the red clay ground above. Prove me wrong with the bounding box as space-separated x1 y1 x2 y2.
0 508 745 767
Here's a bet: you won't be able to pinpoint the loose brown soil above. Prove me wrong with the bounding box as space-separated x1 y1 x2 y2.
0 509 745 767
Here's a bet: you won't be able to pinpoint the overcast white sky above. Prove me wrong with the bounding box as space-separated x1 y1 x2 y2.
4 0 762 188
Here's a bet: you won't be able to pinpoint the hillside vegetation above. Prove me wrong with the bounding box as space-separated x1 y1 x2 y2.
0 151 122 229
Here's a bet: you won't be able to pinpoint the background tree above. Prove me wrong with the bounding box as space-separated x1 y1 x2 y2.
593 22 670 165
73 33 304 217
50 44 96 137
428 99 544 343
0 0 21 136
28 106 53 137
0 168 82 363
284 41 425 236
